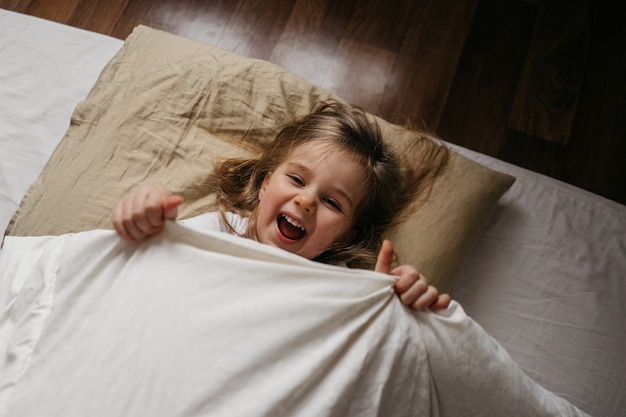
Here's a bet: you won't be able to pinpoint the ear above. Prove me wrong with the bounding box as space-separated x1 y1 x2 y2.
259 171 273 200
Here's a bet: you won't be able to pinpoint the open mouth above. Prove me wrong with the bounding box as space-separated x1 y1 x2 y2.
277 214 306 241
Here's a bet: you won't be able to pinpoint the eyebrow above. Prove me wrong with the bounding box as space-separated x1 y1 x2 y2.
287 162 355 208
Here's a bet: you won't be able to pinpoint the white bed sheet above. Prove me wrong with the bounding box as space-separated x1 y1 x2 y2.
0 8 624 417
450 146 626 416
0 9 122 233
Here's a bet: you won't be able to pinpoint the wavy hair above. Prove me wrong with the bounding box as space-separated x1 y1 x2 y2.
212 102 448 269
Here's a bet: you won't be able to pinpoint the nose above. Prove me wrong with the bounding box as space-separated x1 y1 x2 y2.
294 191 316 214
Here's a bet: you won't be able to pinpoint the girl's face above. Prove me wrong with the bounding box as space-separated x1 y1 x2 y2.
255 141 366 260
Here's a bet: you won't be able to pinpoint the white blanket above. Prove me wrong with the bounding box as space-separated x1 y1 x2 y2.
0 224 588 417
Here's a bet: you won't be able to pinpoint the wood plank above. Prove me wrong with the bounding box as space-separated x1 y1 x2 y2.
24 0 82 24
324 38 396 111
436 0 537 156
561 2 626 203
0 0 32 12
508 0 593 145
66 0 129 35
217 0 296 60
377 0 479 131
498 129 567 179
268 0 348 88
120 0 237 46
110 13 175 40
343 0 416 53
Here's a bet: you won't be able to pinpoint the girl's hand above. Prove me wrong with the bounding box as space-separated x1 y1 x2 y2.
111 185 183 242
375 239 451 312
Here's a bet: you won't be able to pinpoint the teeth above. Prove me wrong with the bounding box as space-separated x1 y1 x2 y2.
282 214 304 231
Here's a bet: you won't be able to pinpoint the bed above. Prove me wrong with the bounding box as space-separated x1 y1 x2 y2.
1 8 624 417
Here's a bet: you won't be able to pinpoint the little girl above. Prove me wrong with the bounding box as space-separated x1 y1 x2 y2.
112 102 451 312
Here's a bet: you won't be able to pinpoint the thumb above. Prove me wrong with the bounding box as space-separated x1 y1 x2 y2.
374 239 394 274
162 195 184 220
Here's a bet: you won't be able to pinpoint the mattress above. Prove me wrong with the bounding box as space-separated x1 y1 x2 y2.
1 8 624 417
0 10 122 233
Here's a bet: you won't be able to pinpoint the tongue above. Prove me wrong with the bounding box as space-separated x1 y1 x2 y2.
278 216 305 240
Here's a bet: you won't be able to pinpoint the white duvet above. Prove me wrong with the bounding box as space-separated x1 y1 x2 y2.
0 224 588 417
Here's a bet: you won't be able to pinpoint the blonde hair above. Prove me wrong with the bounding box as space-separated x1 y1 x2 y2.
212 102 448 269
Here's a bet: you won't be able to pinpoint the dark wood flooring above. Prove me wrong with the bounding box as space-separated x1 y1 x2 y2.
3 0 625 203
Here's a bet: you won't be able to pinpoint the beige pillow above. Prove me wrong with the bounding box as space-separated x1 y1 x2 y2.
5 26 514 293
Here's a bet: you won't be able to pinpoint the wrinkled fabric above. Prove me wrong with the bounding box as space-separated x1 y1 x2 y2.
0 223 588 417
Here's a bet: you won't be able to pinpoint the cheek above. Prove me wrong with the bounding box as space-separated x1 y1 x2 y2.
322 215 353 241
256 198 272 223
258 181 277 210
336 214 358 244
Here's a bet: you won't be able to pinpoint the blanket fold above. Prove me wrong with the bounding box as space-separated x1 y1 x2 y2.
0 224 588 416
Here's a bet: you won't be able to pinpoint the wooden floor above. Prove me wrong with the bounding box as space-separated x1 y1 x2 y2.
3 0 625 203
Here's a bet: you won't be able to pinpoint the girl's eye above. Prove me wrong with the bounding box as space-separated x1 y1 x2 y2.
288 174 304 186
324 198 342 211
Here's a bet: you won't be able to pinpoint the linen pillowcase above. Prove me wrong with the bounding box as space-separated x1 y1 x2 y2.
5 26 514 292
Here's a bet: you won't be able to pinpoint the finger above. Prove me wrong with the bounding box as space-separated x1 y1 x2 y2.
112 202 133 241
398 277 428 305
120 190 153 240
410 285 439 311
123 213 150 241
374 239 394 274
392 265 419 293
143 189 169 228
162 195 184 220
429 293 452 312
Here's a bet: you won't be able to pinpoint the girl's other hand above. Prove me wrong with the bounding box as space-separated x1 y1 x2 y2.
111 185 183 242
375 239 451 312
